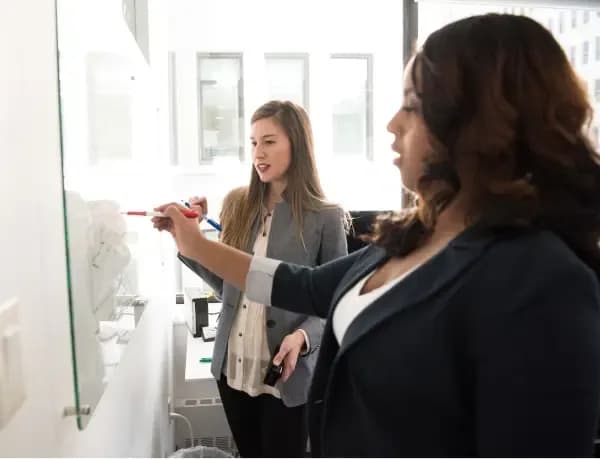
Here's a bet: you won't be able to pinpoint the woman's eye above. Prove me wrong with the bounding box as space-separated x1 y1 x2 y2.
251 142 257 147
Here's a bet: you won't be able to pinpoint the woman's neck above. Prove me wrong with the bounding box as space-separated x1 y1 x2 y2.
431 194 471 241
266 180 286 211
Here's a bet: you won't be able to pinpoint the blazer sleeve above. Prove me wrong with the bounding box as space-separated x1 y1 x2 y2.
246 246 368 319
178 252 224 299
317 206 348 265
475 263 600 457
297 206 349 352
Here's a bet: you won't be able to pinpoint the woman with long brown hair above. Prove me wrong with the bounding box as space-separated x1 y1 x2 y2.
178 100 347 457
157 15 600 456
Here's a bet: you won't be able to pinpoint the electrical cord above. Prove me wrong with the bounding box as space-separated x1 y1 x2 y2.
169 412 194 446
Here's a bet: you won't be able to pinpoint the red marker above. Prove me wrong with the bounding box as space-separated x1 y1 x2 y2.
122 209 199 218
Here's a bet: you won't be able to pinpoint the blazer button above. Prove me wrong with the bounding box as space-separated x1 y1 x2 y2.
266 319 276 328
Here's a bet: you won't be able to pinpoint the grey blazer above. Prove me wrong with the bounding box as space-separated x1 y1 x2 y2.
178 200 347 407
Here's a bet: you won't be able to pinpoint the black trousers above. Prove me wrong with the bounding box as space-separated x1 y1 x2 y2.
217 378 308 457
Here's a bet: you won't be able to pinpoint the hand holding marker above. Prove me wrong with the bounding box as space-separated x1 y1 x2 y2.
121 204 221 232
183 201 222 232
122 209 199 218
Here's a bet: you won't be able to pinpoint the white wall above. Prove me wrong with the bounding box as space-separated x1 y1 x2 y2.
0 0 173 456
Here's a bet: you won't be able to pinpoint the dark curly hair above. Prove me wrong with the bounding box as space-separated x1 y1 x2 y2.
370 13 600 273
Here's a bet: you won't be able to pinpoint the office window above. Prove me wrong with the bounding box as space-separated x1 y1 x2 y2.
197 53 244 161
418 3 600 126
168 52 178 165
264 54 309 109
330 55 373 159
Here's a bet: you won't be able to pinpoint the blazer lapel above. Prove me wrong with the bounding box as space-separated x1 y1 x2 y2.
327 246 389 318
337 225 497 357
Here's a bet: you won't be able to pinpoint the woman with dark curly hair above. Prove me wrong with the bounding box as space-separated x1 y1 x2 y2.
154 14 600 457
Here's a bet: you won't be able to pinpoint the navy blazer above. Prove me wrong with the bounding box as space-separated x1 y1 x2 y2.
258 225 600 457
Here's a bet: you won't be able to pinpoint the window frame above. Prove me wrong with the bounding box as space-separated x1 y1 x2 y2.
329 53 374 161
196 52 245 163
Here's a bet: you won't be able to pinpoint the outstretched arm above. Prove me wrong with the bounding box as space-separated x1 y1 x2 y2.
178 253 224 298
153 202 363 318
154 203 252 291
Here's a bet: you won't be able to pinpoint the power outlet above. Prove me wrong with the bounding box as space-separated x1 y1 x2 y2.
0 297 26 430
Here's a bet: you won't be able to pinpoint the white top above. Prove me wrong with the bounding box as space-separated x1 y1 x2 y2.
226 210 281 398
332 264 422 344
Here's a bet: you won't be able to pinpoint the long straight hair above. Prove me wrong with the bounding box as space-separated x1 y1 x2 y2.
221 100 336 250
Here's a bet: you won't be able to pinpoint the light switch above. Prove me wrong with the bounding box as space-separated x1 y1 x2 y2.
0 298 26 430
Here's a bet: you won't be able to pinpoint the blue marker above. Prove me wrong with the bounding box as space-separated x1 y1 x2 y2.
184 201 222 232
204 217 222 232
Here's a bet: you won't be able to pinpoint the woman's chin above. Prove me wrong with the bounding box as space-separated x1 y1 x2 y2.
257 173 270 183
258 173 285 184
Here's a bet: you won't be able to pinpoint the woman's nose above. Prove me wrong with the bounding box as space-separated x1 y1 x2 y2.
387 111 404 134
386 119 394 133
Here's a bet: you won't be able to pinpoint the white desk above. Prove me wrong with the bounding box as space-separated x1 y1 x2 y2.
184 302 221 381
185 332 215 381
